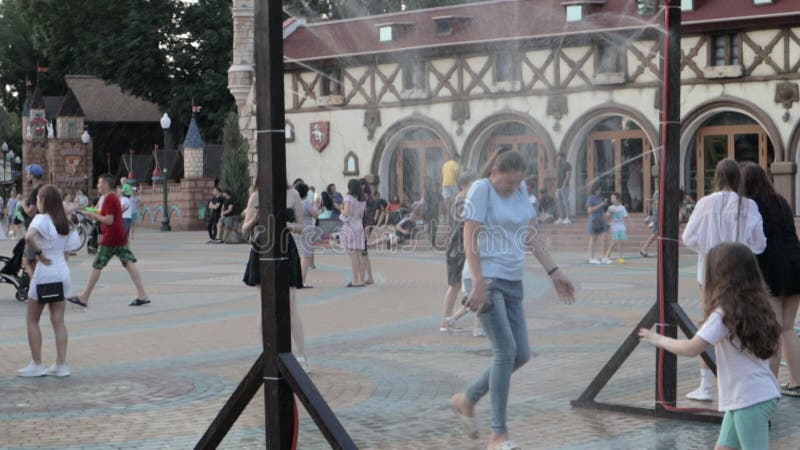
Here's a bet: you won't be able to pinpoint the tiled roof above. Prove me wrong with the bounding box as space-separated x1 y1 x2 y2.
65 75 161 123
57 89 85 117
183 117 205 148
283 0 800 62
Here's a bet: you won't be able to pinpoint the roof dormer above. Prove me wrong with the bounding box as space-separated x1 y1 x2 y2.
432 15 472 37
561 0 607 22
376 22 415 43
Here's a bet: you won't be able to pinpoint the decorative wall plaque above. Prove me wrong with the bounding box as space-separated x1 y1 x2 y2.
546 94 568 120
775 82 799 109
364 109 381 141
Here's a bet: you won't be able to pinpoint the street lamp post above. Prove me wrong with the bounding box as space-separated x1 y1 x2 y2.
1 142 8 189
81 129 91 194
159 113 171 231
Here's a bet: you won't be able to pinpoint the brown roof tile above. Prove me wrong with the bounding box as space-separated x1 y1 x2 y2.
283 0 800 62
65 75 161 123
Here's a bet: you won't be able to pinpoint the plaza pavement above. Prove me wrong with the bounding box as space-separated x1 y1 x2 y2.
0 229 799 449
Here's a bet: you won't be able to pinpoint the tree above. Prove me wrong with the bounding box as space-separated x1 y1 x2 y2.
221 112 250 214
166 0 235 142
0 0 47 112
0 106 21 152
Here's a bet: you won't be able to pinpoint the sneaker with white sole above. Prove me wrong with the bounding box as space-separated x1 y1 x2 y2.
686 386 713 401
18 362 47 377
602 258 613 264
46 363 71 377
554 219 563 225
563 218 572 224
588 259 602 264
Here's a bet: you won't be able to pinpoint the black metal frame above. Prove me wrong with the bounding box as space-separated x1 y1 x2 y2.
196 0 357 448
571 1 722 424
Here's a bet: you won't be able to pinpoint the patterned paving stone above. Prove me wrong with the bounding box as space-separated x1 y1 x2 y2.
0 231 799 449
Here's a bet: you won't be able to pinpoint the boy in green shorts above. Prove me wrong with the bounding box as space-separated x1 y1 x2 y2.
68 174 150 307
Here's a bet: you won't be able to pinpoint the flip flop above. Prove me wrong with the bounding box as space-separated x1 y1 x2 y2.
129 298 151 306
67 296 87 307
345 283 364 288
450 403 478 439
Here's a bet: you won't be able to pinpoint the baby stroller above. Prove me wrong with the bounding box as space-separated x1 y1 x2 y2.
0 238 30 302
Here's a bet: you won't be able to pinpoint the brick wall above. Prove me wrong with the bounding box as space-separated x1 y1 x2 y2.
135 178 216 231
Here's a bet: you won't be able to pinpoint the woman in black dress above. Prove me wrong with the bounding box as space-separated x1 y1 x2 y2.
741 163 800 396
242 180 310 373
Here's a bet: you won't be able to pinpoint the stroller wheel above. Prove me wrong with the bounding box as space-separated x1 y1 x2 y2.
16 288 28 302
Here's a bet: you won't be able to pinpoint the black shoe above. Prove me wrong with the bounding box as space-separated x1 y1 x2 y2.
129 298 151 306
67 296 87 307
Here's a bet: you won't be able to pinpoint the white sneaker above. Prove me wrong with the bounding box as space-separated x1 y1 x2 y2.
602 258 613 264
589 259 602 264
686 386 713 401
18 362 47 377
563 218 572 224
473 328 487 337
46 363 71 377
298 355 312 374
554 219 563 224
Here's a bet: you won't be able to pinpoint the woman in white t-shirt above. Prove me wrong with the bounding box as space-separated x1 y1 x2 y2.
681 158 766 401
17 185 80 378
640 242 780 450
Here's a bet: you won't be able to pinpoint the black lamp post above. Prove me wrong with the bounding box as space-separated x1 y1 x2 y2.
81 129 91 194
160 113 172 231
1 142 8 189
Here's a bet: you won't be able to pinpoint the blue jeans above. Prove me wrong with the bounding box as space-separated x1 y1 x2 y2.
464 278 530 434
557 186 570 220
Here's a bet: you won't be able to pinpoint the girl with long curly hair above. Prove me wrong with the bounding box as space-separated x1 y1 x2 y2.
640 242 780 450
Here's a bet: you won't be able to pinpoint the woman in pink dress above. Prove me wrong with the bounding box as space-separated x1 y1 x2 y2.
340 179 366 287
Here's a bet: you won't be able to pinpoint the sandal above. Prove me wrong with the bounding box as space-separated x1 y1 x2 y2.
67 296 87 307
491 441 522 450
450 403 478 440
781 384 800 397
639 250 648 258
344 283 364 288
129 298 151 306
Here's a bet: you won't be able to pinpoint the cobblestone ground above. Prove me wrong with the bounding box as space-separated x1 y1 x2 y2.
1 231 799 449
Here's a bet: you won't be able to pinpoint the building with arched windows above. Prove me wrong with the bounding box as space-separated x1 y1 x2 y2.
230 0 800 215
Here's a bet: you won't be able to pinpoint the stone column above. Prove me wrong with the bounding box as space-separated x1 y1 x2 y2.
183 146 204 180
771 161 796 214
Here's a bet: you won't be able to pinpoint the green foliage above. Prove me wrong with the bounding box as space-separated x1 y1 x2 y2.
1 0 234 142
0 106 22 152
221 112 250 214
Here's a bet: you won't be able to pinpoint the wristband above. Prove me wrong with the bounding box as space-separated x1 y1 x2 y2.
546 266 559 276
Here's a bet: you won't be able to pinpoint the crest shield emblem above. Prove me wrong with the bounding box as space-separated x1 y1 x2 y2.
310 121 330 152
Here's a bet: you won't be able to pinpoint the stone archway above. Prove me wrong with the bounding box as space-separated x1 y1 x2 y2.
681 97 784 200
460 111 557 192
371 115 456 203
559 104 659 215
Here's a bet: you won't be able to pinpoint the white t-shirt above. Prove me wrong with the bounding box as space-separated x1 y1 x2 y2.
696 308 780 412
121 196 132 219
28 214 80 301
608 205 629 232
681 191 766 285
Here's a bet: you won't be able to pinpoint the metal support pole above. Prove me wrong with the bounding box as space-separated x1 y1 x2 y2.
84 142 89 194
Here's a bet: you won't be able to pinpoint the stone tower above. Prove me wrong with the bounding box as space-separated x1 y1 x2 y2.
21 87 48 197
228 0 256 176
182 115 205 179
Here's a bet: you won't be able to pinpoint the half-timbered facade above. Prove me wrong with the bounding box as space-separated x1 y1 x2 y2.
229 0 800 214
